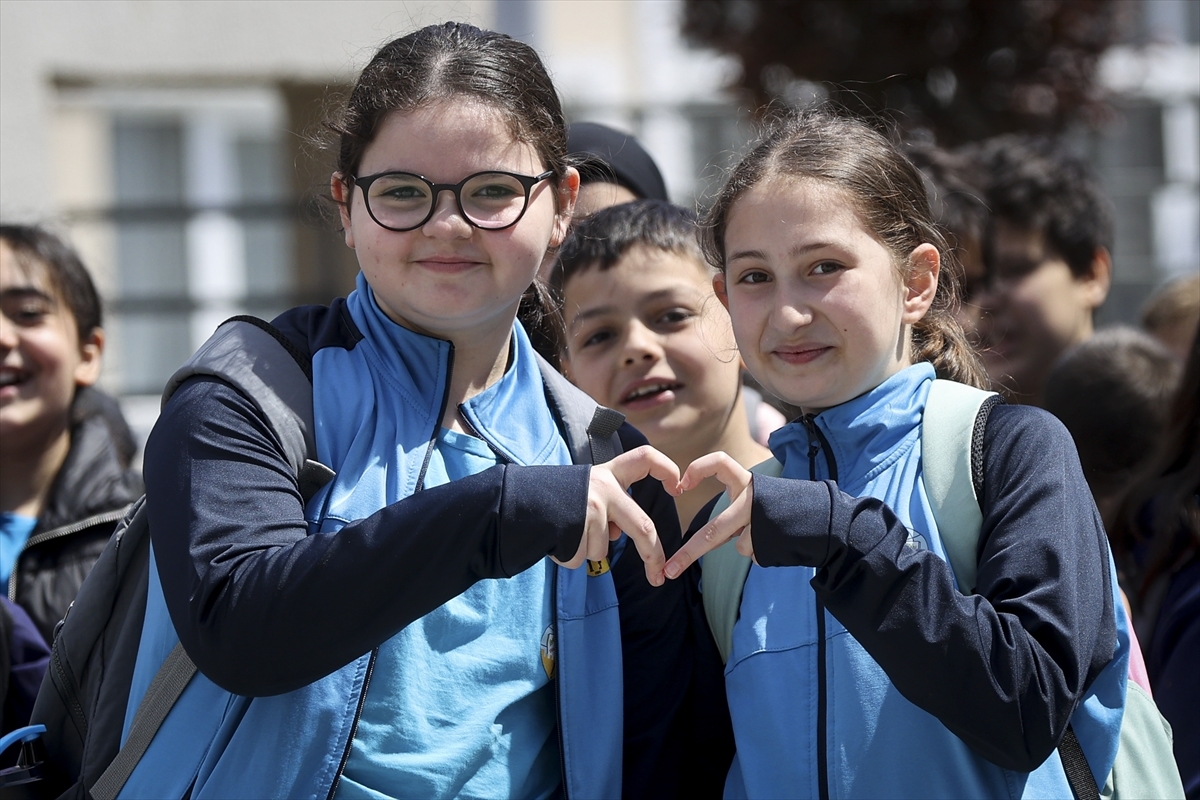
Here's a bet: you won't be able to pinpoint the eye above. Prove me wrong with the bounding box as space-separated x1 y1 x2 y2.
472 182 520 200
5 300 51 325
736 269 771 285
811 261 842 276
580 328 614 349
654 308 694 328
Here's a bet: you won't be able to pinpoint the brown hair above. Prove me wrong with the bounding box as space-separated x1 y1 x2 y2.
330 22 570 188
701 107 988 389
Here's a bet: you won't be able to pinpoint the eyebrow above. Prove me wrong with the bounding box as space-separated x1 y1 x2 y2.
0 286 55 303
726 241 839 264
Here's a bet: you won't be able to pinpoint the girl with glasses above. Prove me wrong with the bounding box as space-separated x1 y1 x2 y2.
116 22 698 799
662 108 1139 798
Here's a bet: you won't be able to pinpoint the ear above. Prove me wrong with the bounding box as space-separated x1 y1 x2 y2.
74 327 104 387
713 271 730 311
330 173 356 249
549 167 581 249
1079 246 1112 310
902 244 940 325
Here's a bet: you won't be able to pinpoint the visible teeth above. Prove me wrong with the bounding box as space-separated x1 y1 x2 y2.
0 370 24 387
627 383 673 400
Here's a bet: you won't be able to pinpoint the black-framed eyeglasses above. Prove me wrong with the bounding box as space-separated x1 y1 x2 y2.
352 169 555 232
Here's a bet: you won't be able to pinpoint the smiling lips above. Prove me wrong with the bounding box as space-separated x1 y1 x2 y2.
0 366 27 389
772 344 830 365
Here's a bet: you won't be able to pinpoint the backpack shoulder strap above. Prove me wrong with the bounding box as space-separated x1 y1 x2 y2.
163 315 334 497
703 457 783 664
90 317 331 800
537 353 625 466
921 379 998 595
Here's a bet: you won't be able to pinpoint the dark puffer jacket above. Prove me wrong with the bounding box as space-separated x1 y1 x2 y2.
7 387 143 644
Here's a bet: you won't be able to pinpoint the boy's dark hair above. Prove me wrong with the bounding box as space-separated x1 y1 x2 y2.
567 122 670 202
1044 326 1181 501
550 199 705 294
1 223 102 341
972 134 1113 276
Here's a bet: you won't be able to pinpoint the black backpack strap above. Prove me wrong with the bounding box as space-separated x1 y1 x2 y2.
536 353 625 466
89 642 197 800
1059 726 1100 800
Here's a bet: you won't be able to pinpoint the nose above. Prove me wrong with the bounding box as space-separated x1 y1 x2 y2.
0 312 17 351
421 188 472 239
772 294 814 331
622 320 663 366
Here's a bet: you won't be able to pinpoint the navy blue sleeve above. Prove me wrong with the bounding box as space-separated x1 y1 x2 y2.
750 404 1116 771
144 377 589 697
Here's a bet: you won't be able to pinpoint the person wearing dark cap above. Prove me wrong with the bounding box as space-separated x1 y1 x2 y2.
567 121 670 216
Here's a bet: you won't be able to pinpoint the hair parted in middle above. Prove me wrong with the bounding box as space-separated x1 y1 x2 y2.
700 106 989 390
330 22 571 187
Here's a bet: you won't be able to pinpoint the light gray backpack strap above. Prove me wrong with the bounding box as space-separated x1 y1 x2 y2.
921 379 997 595
702 457 783 664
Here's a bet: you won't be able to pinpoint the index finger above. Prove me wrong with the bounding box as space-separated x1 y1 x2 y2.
664 486 752 580
603 445 682 493
606 488 667 585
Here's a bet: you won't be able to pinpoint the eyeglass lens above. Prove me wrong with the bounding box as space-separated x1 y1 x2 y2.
365 173 532 230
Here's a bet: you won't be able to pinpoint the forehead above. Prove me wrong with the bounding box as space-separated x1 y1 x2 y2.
359 99 544 180
564 246 712 304
726 178 883 253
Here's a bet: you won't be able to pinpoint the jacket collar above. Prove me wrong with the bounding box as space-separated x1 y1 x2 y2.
346 273 567 468
768 363 935 484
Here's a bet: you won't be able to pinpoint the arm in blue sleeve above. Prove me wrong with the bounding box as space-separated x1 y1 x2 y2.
145 377 589 697
749 405 1116 771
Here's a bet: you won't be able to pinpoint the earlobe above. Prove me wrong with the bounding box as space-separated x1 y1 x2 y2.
74 327 104 387
330 174 356 249
903 244 940 323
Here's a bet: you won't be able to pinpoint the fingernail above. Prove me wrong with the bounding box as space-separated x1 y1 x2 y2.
664 562 679 580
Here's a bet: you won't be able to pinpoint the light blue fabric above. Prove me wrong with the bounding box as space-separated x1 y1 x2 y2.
120 274 625 800
336 429 559 800
0 512 37 584
723 364 1126 799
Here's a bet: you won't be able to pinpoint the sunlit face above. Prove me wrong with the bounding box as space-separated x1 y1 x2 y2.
561 246 743 457
717 178 936 413
973 219 1107 402
0 242 101 453
333 100 576 343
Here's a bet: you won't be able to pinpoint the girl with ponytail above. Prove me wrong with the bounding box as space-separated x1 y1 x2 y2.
664 108 1127 799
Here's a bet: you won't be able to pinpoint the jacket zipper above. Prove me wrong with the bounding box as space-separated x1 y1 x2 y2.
8 507 131 600
327 343 454 796
801 414 835 800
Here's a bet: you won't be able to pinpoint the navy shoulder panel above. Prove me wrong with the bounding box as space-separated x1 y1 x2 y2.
270 298 363 362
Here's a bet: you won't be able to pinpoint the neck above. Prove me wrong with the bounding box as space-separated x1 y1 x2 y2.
440 316 517 432
670 389 773 532
0 424 71 518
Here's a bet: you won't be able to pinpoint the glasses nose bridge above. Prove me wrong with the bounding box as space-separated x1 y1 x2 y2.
426 178 469 218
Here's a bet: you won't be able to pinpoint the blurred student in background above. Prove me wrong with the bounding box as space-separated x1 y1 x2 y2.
1109 328 1200 798
1141 273 1200 363
964 135 1112 406
566 121 670 217
0 224 142 646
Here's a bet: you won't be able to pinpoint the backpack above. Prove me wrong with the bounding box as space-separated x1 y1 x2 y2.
25 314 628 800
700 379 1184 800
